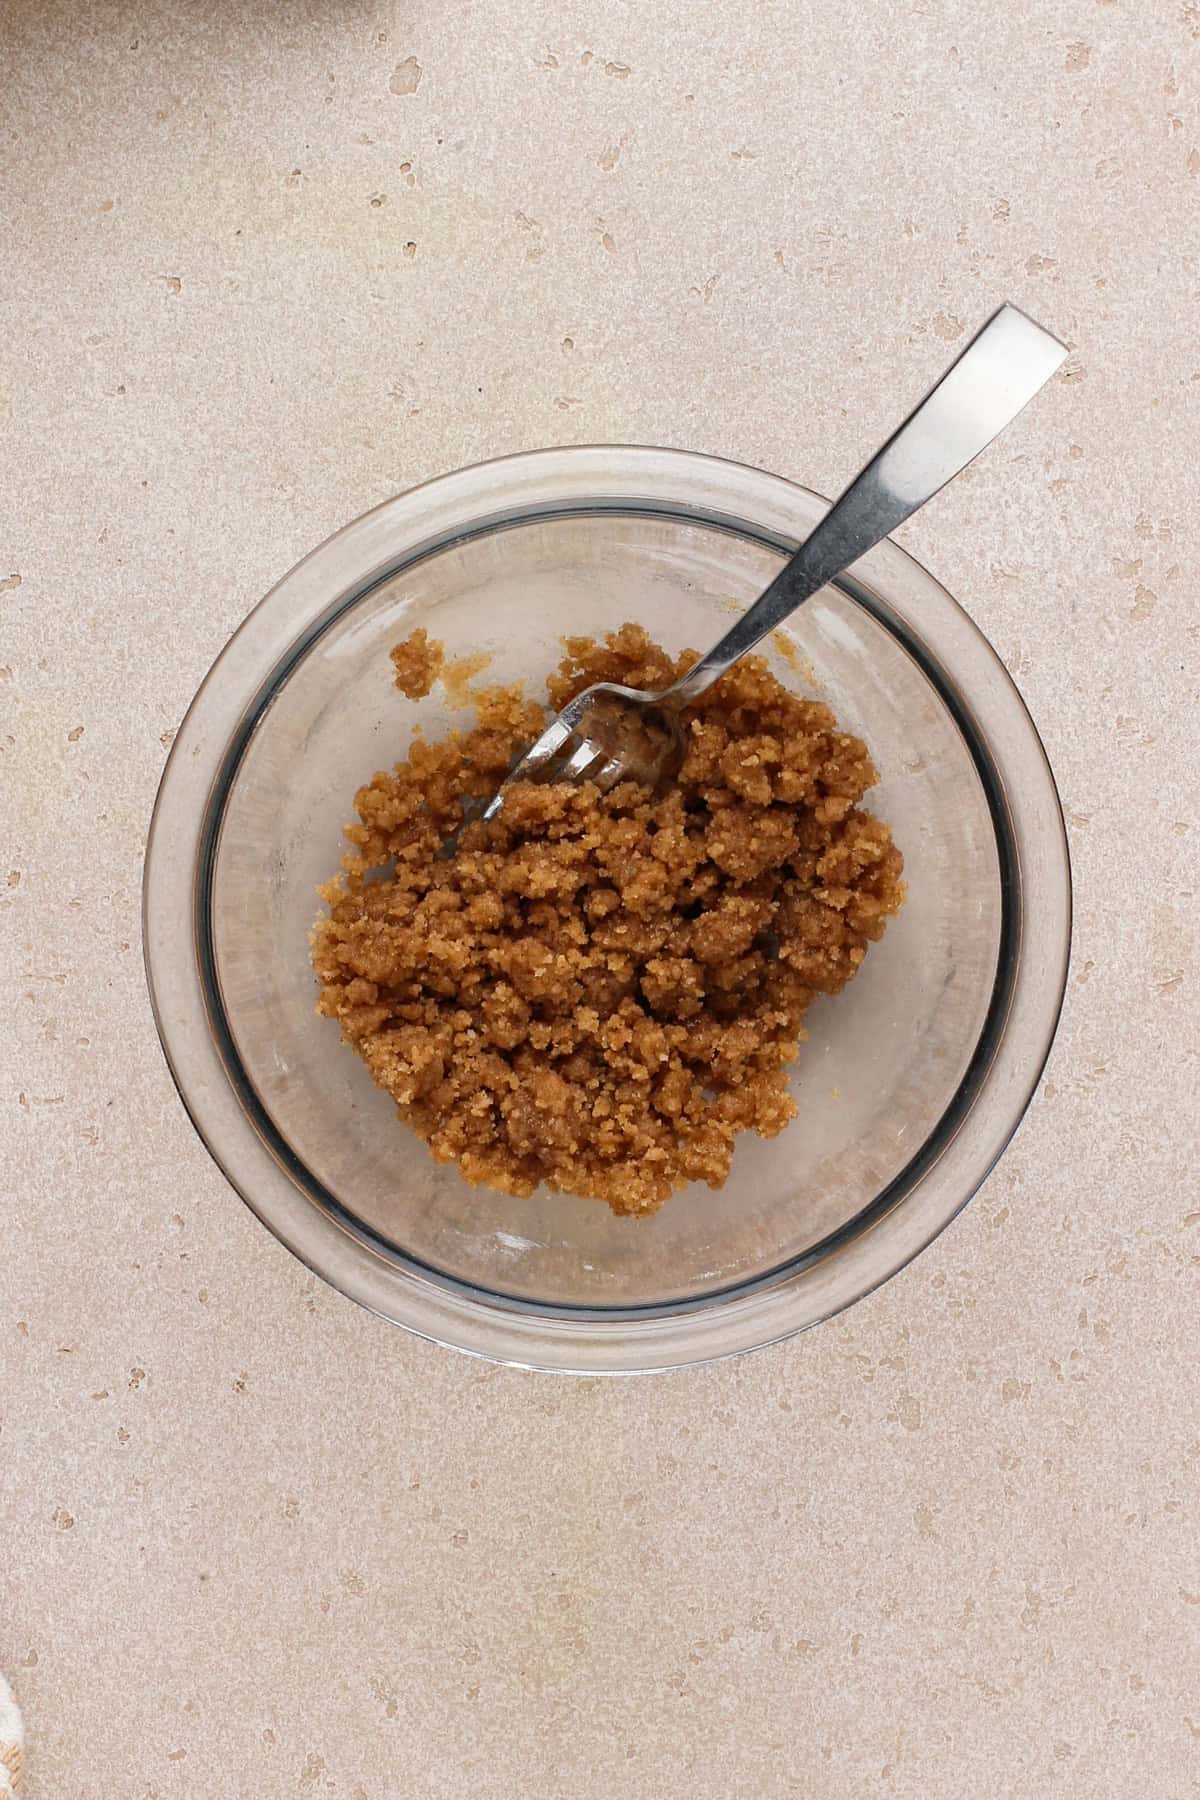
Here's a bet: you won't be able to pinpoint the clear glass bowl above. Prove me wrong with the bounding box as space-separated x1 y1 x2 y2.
143 447 1070 1372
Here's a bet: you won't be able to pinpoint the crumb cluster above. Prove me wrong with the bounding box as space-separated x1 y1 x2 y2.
312 625 904 1216
388 627 443 699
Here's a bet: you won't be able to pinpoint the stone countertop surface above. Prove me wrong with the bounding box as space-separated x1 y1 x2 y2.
2 1 1197 1794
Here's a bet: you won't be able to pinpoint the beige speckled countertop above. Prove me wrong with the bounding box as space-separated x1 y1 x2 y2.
2 2 1198 1794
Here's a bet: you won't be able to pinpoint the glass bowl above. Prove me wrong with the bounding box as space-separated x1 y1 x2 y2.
143 447 1070 1372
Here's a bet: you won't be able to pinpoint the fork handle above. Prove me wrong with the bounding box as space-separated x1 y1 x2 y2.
663 303 1067 708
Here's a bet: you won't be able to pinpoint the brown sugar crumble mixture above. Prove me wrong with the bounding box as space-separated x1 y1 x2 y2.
312 625 905 1216
389 627 444 699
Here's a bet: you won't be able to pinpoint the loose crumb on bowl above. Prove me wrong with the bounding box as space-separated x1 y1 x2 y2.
389 627 444 699
312 624 905 1217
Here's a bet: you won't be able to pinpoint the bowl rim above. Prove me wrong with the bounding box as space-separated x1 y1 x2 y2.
143 444 1071 1373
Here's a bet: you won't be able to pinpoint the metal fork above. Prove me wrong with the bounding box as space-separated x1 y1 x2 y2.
462 303 1067 837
